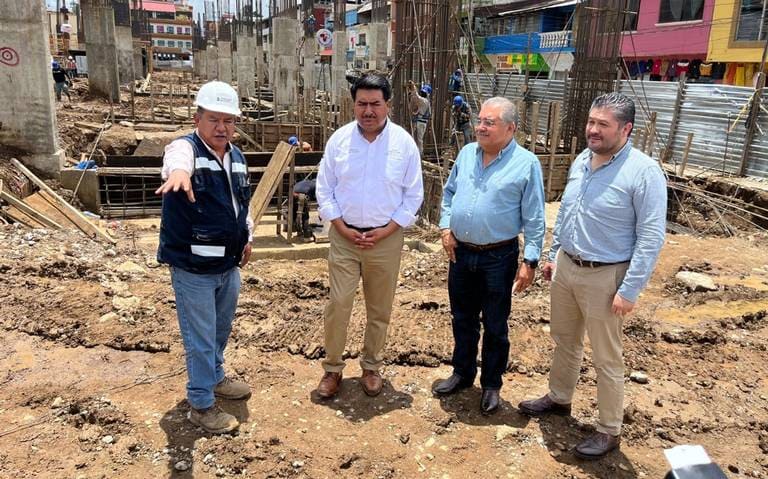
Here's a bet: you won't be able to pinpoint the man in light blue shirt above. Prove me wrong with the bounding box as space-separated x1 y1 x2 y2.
518 92 667 460
433 97 545 415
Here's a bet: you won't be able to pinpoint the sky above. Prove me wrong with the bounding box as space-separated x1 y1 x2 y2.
46 0 269 19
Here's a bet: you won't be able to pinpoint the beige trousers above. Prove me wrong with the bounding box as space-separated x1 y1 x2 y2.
322 225 404 373
547 250 630 436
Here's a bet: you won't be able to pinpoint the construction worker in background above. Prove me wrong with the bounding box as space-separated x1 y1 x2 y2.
52 61 71 102
449 69 463 93
155 81 254 435
408 80 431 155
452 95 473 148
66 55 77 79
288 135 312 152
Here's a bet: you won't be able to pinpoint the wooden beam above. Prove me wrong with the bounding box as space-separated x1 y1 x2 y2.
0 180 63 229
235 125 264 151
678 132 694 177
247 142 296 226
546 102 562 199
10 158 116 244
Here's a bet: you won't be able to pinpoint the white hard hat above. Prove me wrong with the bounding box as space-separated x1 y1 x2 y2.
195 81 241 116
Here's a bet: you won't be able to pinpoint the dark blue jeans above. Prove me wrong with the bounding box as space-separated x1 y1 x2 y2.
448 241 519 390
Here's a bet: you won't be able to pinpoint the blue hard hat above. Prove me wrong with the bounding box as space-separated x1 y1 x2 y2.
453 95 463 106
420 84 432 95
52 61 59 69
288 136 299 145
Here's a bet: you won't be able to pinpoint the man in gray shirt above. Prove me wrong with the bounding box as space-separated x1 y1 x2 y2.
518 92 667 460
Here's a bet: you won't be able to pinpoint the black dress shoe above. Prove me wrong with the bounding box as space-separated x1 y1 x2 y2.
574 432 621 459
518 394 572 416
432 374 472 396
481 388 500 415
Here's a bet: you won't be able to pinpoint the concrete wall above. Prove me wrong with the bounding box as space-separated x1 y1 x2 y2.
132 42 145 79
271 18 299 110
115 25 134 85
235 35 256 99
194 49 207 80
81 0 120 100
206 45 218 80
217 41 232 84
0 0 63 177
255 45 265 85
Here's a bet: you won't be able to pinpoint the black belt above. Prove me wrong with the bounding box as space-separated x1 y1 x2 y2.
414 119 428 123
344 221 387 233
564 251 628 268
458 238 517 252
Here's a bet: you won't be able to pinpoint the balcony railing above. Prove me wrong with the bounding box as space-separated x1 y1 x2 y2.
539 30 572 50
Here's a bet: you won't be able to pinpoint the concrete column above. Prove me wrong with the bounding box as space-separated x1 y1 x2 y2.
132 42 145 79
194 49 207 80
217 41 232 84
331 30 347 104
0 0 64 176
367 23 389 72
81 0 120 100
205 44 218 80
301 37 316 96
255 45 265 85
115 25 134 85
235 34 256 99
271 18 299 112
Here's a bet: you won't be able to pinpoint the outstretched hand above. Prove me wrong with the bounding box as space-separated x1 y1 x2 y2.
155 169 195 203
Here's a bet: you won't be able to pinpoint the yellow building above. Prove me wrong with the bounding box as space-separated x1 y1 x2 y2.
708 0 767 85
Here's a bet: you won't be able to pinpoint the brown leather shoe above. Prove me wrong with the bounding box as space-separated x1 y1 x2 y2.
361 370 382 396
317 371 342 398
574 432 621 459
518 394 572 416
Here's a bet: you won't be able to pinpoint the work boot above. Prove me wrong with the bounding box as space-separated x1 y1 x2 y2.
432 373 473 396
574 432 621 460
518 394 572 416
214 376 251 400
361 369 382 396
188 405 239 434
317 371 342 398
480 388 501 415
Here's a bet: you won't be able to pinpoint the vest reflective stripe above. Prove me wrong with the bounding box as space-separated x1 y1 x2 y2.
191 244 226 257
195 156 223 171
231 162 247 174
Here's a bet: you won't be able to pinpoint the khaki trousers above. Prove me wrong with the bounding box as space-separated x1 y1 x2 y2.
547 250 630 436
322 225 404 373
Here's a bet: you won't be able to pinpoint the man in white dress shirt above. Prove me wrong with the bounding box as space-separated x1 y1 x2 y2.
315 72 424 398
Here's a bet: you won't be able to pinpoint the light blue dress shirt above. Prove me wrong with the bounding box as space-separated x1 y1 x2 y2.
549 140 667 303
439 140 546 262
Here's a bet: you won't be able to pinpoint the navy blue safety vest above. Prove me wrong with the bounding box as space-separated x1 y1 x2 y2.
157 132 251 274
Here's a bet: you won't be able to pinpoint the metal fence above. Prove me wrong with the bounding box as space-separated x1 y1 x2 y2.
462 72 768 179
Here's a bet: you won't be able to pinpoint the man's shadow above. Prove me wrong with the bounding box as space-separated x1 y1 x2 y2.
310 377 413 422
431 382 529 427
159 398 250 477
536 414 639 478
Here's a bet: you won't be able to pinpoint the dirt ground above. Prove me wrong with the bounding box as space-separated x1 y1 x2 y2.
1 217 768 479
2 73 768 478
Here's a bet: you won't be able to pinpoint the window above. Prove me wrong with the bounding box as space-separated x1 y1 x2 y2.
736 0 768 41
177 26 183 34
624 0 640 31
358 33 366 46
185 27 191 34
658 0 704 23
167 40 175 47
186 41 192 48
156 39 165 46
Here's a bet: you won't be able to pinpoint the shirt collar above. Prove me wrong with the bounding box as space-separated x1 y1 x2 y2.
584 139 632 171
194 129 231 160
475 138 517 167
355 118 389 141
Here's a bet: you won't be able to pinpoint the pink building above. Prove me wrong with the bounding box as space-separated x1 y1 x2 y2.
620 0 715 81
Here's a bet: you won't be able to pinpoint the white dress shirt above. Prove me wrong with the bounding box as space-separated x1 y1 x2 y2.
316 119 424 228
162 131 254 239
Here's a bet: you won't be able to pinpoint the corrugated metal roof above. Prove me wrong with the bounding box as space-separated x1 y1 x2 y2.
140 1 177 13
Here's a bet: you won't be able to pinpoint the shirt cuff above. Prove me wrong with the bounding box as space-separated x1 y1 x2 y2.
318 203 342 222
438 216 450 230
548 245 560 263
391 208 416 228
617 285 639 303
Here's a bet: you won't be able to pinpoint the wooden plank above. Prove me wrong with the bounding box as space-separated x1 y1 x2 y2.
235 125 264 151
10 158 116 244
678 132 694 176
24 193 78 229
2 207 42 228
248 142 296 226
0 181 63 229
546 102 561 198
134 123 181 132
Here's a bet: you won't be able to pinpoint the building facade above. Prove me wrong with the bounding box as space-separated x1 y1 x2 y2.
708 0 768 86
135 0 194 62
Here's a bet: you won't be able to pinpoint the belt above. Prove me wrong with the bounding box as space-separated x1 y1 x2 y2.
563 251 628 268
458 238 517 252
343 221 387 233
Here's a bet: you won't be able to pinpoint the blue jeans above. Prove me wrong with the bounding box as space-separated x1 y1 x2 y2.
170 266 241 410
448 241 519 389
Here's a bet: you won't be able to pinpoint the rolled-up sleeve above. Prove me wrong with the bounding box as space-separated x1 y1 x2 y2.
439 160 460 230
391 143 424 228
617 166 667 302
521 158 546 262
161 139 194 180
316 139 342 222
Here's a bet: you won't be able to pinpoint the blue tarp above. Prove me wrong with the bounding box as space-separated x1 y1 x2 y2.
483 33 574 54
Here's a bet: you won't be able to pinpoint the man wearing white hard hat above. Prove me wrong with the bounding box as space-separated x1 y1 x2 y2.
155 81 253 434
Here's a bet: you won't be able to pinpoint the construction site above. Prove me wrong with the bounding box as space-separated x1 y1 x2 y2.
2 0 768 477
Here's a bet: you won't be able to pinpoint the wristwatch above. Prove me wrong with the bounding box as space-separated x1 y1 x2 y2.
523 258 538 269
